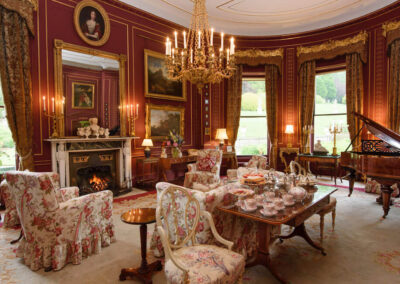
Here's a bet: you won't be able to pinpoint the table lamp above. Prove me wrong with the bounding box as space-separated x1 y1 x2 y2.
142 139 153 158
215 128 229 149
285 124 294 148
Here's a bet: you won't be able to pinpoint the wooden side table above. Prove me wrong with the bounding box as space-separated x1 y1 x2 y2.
298 154 341 185
279 147 299 173
119 208 162 283
136 157 160 187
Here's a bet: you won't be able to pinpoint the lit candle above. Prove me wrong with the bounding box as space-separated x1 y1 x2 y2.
166 37 170 55
61 97 65 114
51 97 55 113
126 105 130 119
183 31 187 49
130 104 133 116
210 28 214 46
136 104 139 115
165 40 168 55
231 43 235 54
230 37 234 54
226 48 230 63
42 96 46 112
181 51 184 66
190 48 193 64
174 31 178 49
221 32 224 50
172 48 175 59
198 31 201 49
230 37 234 50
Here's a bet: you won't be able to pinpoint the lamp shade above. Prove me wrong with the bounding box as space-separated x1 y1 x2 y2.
141 138 153 147
285 124 294 134
215 128 228 140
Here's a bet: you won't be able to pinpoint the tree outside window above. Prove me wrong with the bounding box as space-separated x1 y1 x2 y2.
0 83 16 172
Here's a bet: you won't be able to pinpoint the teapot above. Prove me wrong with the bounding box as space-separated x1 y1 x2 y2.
288 186 307 202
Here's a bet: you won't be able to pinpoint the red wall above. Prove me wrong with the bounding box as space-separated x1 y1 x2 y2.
30 0 400 172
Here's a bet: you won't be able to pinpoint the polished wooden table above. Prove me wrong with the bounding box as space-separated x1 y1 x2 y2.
298 154 341 185
217 186 337 284
119 208 162 283
136 157 160 188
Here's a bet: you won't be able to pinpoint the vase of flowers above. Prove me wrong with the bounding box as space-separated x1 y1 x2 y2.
164 130 184 158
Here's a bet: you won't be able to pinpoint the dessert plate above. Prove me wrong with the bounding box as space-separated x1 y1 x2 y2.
260 209 278 217
284 200 295 207
240 205 257 212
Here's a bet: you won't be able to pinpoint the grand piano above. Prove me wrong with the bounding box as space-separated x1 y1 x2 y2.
340 112 400 218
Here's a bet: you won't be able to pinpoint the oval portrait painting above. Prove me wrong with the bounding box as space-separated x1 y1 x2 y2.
74 0 110 46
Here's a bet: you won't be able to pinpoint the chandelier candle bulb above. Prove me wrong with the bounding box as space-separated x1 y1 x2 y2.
130 104 133 117
221 32 224 50
183 31 187 49
210 28 214 46
198 31 201 49
61 97 65 114
136 104 139 116
226 48 230 63
51 97 55 113
174 31 178 49
42 96 46 112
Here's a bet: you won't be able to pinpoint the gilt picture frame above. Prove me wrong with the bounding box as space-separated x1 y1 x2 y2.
144 49 186 102
72 82 95 109
145 104 185 140
74 0 110 47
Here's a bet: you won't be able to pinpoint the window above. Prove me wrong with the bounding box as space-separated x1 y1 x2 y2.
235 78 268 155
0 83 16 172
314 70 351 154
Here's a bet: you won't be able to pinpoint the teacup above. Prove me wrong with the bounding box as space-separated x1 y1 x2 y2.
262 203 275 211
244 198 257 209
282 194 294 204
273 198 285 209
264 191 275 201
255 195 265 204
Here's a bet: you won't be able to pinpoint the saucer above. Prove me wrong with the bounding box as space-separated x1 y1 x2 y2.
240 205 257 212
283 200 295 206
275 205 286 211
260 208 278 217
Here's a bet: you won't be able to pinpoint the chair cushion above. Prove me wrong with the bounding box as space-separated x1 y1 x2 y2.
197 151 218 172
165 244 245 284
0 180 20 227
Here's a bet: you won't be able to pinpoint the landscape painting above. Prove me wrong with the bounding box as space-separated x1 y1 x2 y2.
145 104 184 139
144 49 186 101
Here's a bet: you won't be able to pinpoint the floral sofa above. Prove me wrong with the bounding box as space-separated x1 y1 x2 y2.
150 182 281 262
184 149 223 189
5 171 115 271
227 155 270 181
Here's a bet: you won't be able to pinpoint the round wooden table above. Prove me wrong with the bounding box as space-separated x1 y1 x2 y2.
119 208 162 283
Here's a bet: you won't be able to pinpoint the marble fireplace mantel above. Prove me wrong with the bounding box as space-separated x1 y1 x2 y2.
45 136 139 190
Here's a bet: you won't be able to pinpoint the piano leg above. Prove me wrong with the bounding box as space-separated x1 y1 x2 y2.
347 170 356 197
381 185 394 218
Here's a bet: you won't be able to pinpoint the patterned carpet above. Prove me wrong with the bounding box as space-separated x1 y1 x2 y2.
1 186 400 284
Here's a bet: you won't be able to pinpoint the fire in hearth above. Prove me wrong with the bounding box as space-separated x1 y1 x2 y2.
89 174 110 192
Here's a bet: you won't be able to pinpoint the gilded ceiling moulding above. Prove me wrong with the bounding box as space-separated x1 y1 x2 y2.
235 48 284 73
296 31 368 69
382 19 400 47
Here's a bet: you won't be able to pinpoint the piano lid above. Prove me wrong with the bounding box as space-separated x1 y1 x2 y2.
354 112 400 150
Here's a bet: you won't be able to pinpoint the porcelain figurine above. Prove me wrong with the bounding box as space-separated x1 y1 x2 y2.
161 147 167 158
104 128 110 138
99 127 105 138
77 127 85 137
84 127 91 139
89 117 100 137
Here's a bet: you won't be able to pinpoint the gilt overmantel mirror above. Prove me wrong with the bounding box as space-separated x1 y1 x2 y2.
53 39 127 137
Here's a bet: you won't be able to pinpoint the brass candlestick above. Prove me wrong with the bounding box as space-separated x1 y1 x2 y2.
329 123 343 156
303 125 313 154
127 104 139 137
44 110 64 138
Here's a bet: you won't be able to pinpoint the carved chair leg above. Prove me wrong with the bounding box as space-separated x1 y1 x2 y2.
332 208 336 230
319 214 324 243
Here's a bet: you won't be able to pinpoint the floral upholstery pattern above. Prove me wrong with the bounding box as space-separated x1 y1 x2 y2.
0 179 19 227
246 155 269 170
150 182 262 262
365 178 399 197
164 245 245 284
5 171 115 271
184 149 223 189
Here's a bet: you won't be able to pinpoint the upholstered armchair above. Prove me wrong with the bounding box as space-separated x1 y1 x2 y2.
227 155 270 181
0 179 19 228
5 171 115 271
156 184 245 283
184 149 223 189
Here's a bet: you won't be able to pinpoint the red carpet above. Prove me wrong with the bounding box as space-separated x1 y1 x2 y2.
113 190 156 203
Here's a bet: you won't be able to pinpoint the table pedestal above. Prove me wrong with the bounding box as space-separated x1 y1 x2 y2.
119 223 162 283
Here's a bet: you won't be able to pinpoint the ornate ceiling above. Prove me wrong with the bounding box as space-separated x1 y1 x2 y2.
120 0 396 36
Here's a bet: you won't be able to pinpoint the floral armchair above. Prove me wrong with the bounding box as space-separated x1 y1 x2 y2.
151 182 266 262
5 171 115 271
156 185 245 283
184 149 223 189
227 155 270 181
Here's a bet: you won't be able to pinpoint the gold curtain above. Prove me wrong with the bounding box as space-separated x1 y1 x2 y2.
0 4 35 170
265 65 279 168
346 53 364 149
298 61 316 152
226 65 243 162
235 48 283 74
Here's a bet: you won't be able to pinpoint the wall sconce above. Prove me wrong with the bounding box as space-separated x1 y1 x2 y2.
285 124 294 148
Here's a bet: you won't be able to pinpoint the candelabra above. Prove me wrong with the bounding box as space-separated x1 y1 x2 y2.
126 104 139 137
44 110 64 138
303 125 313 154
329 123 343 156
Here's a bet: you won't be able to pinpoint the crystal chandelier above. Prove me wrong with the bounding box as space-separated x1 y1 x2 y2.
165 0 236 90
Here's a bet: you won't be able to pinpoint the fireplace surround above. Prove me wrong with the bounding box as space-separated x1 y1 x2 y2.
46 137 138 195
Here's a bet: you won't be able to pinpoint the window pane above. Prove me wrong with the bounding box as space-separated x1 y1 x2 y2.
0 83 16 171
236 79 268 155
315 70 346 115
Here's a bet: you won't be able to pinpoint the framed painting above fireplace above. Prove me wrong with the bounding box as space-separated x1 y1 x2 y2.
145 103 185 140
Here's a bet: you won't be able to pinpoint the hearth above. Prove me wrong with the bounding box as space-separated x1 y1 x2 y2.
77 165 114 195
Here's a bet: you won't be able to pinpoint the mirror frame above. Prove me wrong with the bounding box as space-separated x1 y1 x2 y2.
53 39 127 137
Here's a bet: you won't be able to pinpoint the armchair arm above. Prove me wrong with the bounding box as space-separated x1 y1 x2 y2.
201 211 233 250
227 169 238 181
187 163 197 172
157 225 189 274
211 164 220 175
